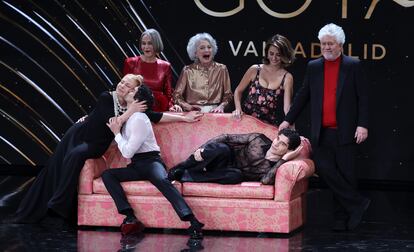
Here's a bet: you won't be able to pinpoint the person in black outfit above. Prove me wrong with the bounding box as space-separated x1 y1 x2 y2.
14 74 202 224
102 85 204 238
168 128 302 185
279 23 370 231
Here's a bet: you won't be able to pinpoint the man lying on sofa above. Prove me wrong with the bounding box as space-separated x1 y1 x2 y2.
168 128 303 185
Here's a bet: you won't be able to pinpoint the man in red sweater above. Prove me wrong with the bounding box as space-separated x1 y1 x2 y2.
279 23 370 231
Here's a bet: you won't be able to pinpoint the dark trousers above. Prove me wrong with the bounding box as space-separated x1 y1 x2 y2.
178 143 243 184
313 128 366 220
102 152 192 220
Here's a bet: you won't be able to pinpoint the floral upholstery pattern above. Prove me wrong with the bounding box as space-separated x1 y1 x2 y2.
93 177 183 196
182 182 274 199
78 113 314 233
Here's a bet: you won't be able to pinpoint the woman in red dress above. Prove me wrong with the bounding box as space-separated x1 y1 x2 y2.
123 29 172 112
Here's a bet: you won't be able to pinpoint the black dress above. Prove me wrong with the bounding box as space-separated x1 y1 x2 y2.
14 92 162 223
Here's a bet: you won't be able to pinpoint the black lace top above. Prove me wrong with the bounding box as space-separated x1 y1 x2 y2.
202 133 277 181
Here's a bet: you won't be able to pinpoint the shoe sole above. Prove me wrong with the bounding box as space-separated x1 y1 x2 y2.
348 199 371 230
121 222 145 235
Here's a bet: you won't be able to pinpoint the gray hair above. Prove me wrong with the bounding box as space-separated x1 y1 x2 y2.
186 33 218 62
140 28 164 53
317 23 346 45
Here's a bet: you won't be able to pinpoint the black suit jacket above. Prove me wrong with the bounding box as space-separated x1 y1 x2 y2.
285 55 368 146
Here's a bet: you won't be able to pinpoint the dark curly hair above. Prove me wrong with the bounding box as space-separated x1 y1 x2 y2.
278 128 301 150
133 84 154 112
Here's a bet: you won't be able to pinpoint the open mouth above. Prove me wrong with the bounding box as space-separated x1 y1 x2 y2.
202 55 210 60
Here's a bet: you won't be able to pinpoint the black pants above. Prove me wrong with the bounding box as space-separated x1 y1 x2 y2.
313 128 366 221
178 143 243 184
102 152 192 220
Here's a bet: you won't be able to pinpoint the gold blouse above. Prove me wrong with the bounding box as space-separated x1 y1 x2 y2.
173 62 233 108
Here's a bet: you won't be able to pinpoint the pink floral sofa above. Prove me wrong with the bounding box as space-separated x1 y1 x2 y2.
78 114 314 233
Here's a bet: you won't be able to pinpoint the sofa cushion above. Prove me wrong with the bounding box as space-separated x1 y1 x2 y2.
182 182 274 199
93 178 182 196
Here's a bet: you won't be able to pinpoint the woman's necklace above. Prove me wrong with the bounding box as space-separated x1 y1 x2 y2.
112 91 127 117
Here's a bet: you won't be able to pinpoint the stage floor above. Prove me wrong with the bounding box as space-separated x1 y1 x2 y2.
1 189 414 251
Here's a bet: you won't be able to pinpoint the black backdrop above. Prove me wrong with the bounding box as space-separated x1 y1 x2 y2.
1 0 413 185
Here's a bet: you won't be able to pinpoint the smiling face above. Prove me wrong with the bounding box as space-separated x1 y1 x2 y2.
124 86 139 105
320 35 342 61
269 134 290 156
115 75 140 99
195 40 213 65
267 45 281 66
140 34 156 59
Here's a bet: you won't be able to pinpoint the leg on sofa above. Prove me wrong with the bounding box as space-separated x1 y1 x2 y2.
183 168 243 184
169 143 243 184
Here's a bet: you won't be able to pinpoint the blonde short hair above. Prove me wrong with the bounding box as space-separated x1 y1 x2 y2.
123 73 144 86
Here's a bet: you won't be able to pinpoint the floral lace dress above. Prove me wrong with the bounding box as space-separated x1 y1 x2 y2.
242 65 287 125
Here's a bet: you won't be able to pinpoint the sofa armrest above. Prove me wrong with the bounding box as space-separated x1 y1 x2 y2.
78 157 108 195
274 159 315 201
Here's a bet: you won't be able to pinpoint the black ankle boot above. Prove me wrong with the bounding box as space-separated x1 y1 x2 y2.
188 222 204 239
167 167 185 181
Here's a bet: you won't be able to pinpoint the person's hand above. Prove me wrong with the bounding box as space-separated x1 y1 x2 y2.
282 144 303 161
182 103 201 112
128 100 147 113
232 109 243 120
210 104 225 113
355 126 368 144
183 111 203 122
278 121 290 131
76 115 88 123
169 104 183 112
106 116 122 135
193 148 204 161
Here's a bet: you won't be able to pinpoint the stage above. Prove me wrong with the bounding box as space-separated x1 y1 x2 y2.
1 189 413 251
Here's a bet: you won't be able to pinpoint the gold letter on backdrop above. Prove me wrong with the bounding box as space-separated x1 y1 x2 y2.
294 43 306 58
194 0 244 17
365 0 380 19
372 44 386 60
311 43 321 58
393 0 414 7
257 0 312 18
229 41 243 56
342 0 348 18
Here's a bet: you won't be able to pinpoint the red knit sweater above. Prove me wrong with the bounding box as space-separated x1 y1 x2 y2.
322 57 341 128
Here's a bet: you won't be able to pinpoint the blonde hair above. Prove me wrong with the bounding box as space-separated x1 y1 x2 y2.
123 73 144 86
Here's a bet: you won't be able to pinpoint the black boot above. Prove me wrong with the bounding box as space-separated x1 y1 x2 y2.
188 221 204 239
167 166 185 181
168 156 203 181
